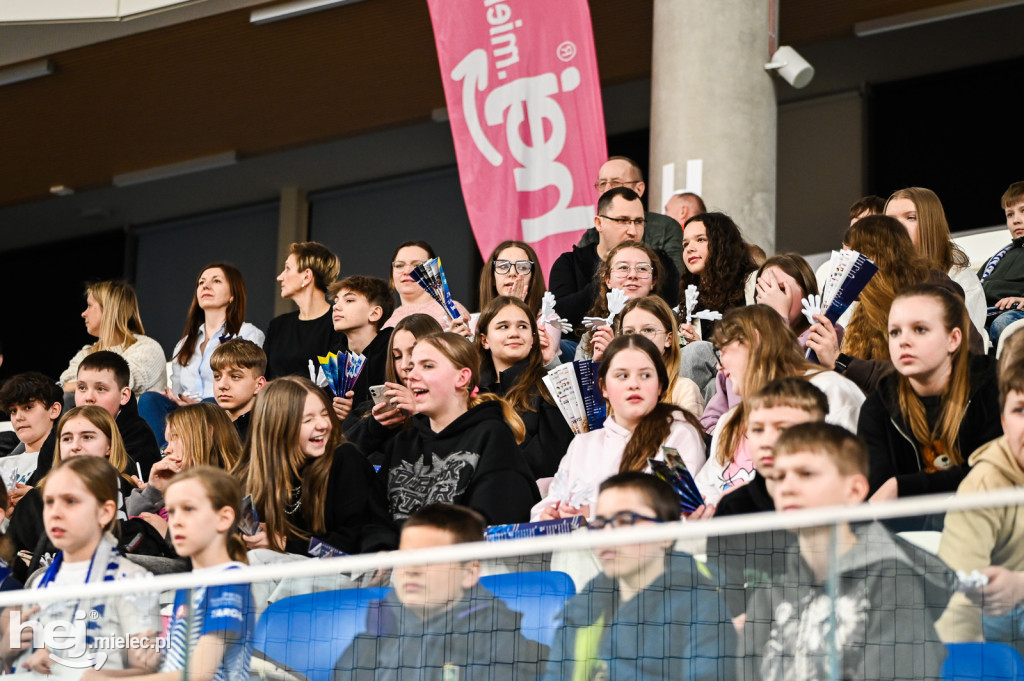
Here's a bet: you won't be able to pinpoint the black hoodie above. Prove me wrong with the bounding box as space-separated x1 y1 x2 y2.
858 353 1001 499
375 401 539 525
478 359 574 480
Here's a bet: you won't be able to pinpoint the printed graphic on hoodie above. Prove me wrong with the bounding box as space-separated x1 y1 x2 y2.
388 451 479 520
761 583 870 681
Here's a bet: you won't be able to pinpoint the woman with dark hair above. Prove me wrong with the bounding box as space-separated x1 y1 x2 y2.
138 263 264 439
477 240 559 364
383 240 471 330
678 212 758 341
475 296 574 479
677 212 759 399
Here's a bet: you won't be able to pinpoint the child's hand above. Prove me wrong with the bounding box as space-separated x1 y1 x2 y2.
15 606 40 649
678 323 699 344
7 483 31 510
147 456 182 492
163 387 197 407
385 382 416 415
685 504 717 521
755 268 795 322
448 315 472 337
243 524 284 551
127 629 162 671
554 500 589 519
131 476 148 490
868 477 898 503
805 314 841 369
591 326 615 363
371 400 404 428
23 647 52 674
332 392 354 420
973 567 1024 615
537 503 562 521
510 276 529 301
140 512 168 537
995 297 1024 310
538 324 557 365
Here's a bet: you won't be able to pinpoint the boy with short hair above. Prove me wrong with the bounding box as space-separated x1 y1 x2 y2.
708 378 828 624
333 503 545 681
979 181 1024 343
210 338 267 441
936 358 1024 653
0 372 64 507
67 351 160 480
744 423 951 681
545 473 736 681
326 276 394 429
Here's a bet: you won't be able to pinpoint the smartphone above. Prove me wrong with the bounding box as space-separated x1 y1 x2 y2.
369 384 389 406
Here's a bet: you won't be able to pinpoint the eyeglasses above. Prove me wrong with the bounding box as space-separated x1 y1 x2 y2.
493 259 534 275
392 260 425 271
588 511 663 530
610 263 653 279
599 215 646 228
594 179 640 192
712 345 723 366
623 326 666 339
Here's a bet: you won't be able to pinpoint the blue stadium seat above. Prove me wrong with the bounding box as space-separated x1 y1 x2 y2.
942 642 1024 681
252 571 575 681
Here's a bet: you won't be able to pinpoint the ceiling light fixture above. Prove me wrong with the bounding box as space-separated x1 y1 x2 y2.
250 0 367 25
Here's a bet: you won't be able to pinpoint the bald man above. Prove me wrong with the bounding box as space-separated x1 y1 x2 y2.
576 157 683 270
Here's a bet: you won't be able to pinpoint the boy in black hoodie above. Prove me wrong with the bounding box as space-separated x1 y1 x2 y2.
744 423 953 681
326 275 394 433
333 503 546 681
60 351 160 480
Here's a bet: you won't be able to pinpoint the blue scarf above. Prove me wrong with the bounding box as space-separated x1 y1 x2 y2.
980 240 1021 282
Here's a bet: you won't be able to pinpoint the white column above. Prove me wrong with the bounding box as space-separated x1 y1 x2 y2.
650 0 777 253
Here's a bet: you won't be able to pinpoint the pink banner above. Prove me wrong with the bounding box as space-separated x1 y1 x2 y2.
426 0 607 278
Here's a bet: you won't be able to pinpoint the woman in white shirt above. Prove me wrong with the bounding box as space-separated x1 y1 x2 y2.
138 263 264 442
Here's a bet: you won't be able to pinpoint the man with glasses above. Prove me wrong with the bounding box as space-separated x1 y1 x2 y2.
550 186 679 338
575 157 684 270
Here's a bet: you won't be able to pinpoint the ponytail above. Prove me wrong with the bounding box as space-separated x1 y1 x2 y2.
469 393 526 444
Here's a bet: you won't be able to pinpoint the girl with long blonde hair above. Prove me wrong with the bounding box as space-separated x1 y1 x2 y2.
60 280 167 395
243 376 395 556
698 305 864 509
858 284 1000 503
371 333 539 525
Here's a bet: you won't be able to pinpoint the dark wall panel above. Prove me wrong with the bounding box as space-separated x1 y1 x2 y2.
134 202 279 354
310 168 481 309
0 230 125 384
869 55 1024 233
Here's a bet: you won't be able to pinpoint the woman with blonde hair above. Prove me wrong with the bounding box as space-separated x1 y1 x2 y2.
60 280 167 395
696 305 864 509
263 241 346 380
886 187 987 344
243 376 395 556
370 333 539 525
